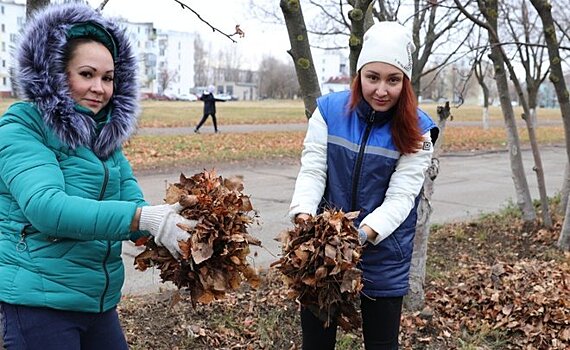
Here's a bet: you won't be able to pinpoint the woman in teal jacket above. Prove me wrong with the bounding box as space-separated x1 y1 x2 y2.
0 3 194 349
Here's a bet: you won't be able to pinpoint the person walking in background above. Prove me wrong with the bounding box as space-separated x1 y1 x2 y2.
194 84 222 133
0 3 195 349
288 21 439 349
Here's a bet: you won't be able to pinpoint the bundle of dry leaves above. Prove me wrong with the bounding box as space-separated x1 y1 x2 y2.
134 170 261 305
272 209 363 331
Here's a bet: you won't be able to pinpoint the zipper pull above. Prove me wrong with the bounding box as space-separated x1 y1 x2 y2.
16 233 27 252
368 111 375 123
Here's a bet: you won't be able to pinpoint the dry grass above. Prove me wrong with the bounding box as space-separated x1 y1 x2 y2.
124 125 566 171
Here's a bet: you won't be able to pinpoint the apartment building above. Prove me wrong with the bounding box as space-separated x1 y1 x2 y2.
157 30 195 98
0 0 24 97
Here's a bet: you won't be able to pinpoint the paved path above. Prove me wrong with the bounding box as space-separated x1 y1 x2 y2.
122 145 566 295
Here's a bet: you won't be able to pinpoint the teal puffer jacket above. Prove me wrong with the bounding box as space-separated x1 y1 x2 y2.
0 102 146 313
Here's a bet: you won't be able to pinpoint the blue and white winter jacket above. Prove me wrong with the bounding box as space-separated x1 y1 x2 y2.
290 90 437 297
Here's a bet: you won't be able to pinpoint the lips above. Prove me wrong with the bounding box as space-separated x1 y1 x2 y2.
84 99 102 106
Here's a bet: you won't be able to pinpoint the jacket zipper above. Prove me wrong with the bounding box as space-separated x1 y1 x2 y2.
350 111 375 211
98 160 111 312
16 224 32 252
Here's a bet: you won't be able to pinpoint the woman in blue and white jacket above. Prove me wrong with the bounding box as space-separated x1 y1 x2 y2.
290 21 439 350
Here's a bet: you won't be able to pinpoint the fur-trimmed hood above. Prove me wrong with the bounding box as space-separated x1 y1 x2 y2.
16 3 139 159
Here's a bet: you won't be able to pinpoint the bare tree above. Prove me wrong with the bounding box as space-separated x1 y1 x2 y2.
529 0 570 250
193 34 208 87
454 0 536 223
471 44 493 128
406 0 468 97
258 56 299 99
503 0 553 227
157 66 179 95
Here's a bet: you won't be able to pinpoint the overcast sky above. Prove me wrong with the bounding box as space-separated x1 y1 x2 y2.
84 0 291 69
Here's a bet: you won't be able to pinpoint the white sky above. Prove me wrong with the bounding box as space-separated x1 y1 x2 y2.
83 0 291 69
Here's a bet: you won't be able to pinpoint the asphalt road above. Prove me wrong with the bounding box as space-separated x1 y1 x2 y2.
122 145 566 295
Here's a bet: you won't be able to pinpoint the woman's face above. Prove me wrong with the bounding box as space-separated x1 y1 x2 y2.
66 41 114 114
360 62 404 112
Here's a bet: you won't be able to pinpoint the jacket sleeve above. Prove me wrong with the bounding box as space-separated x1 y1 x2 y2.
288 109 328 220
117 150 147 206
360 131 434 245
0 111 138 241
116 150 149 242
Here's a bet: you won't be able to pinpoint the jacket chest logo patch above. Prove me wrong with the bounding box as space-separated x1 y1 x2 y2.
422 142 432 151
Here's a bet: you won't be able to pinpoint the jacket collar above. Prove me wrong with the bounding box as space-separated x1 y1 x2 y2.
355 97 396 125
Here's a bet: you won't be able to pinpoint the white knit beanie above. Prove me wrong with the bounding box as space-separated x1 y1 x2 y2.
356 21 416 79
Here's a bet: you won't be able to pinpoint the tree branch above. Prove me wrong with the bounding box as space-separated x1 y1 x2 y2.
172 0 238 43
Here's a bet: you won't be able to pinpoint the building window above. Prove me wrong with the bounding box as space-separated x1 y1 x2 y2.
10 34 16 43
1 24 4 33
2 77 6 86
1 6 4 15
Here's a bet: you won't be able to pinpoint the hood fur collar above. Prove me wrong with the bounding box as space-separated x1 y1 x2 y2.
16 3 139 159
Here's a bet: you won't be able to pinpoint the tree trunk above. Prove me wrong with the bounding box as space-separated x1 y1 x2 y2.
405 102 451 311
562 163 569 215
478 0 536 222
26 0 50 18
561 164 570 249
280 0 321 119
529 0 570 250
347 0 375 78
503 50 551 227
482 107 489 130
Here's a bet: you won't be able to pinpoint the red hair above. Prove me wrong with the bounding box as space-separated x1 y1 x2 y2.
349 74 423 154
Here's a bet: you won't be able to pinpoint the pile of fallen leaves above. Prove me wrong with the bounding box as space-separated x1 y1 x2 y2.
426 259 569 348
134 170 261 305
120 201 569 349
271 209 363 331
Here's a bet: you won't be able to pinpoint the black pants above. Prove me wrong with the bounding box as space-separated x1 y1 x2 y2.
301 295 403 350
195 113 218 132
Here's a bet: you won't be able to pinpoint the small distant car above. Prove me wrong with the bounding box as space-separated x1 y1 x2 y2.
214 93 232 101
177 93 198 102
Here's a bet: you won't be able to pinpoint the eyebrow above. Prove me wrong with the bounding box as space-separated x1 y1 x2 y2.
365 70 402 77
77 65 114 73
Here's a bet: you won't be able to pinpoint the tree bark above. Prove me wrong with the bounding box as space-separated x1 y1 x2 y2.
347 0 374 77
529 0 570 250
405 102 451 311
280 0 321 119
562 163 570 216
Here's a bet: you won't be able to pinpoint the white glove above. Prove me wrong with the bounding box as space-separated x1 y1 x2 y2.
139 203 195 259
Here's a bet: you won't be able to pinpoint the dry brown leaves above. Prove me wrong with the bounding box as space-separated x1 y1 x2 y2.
271 209 363 331
426 259 570 349
134 170 261 306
